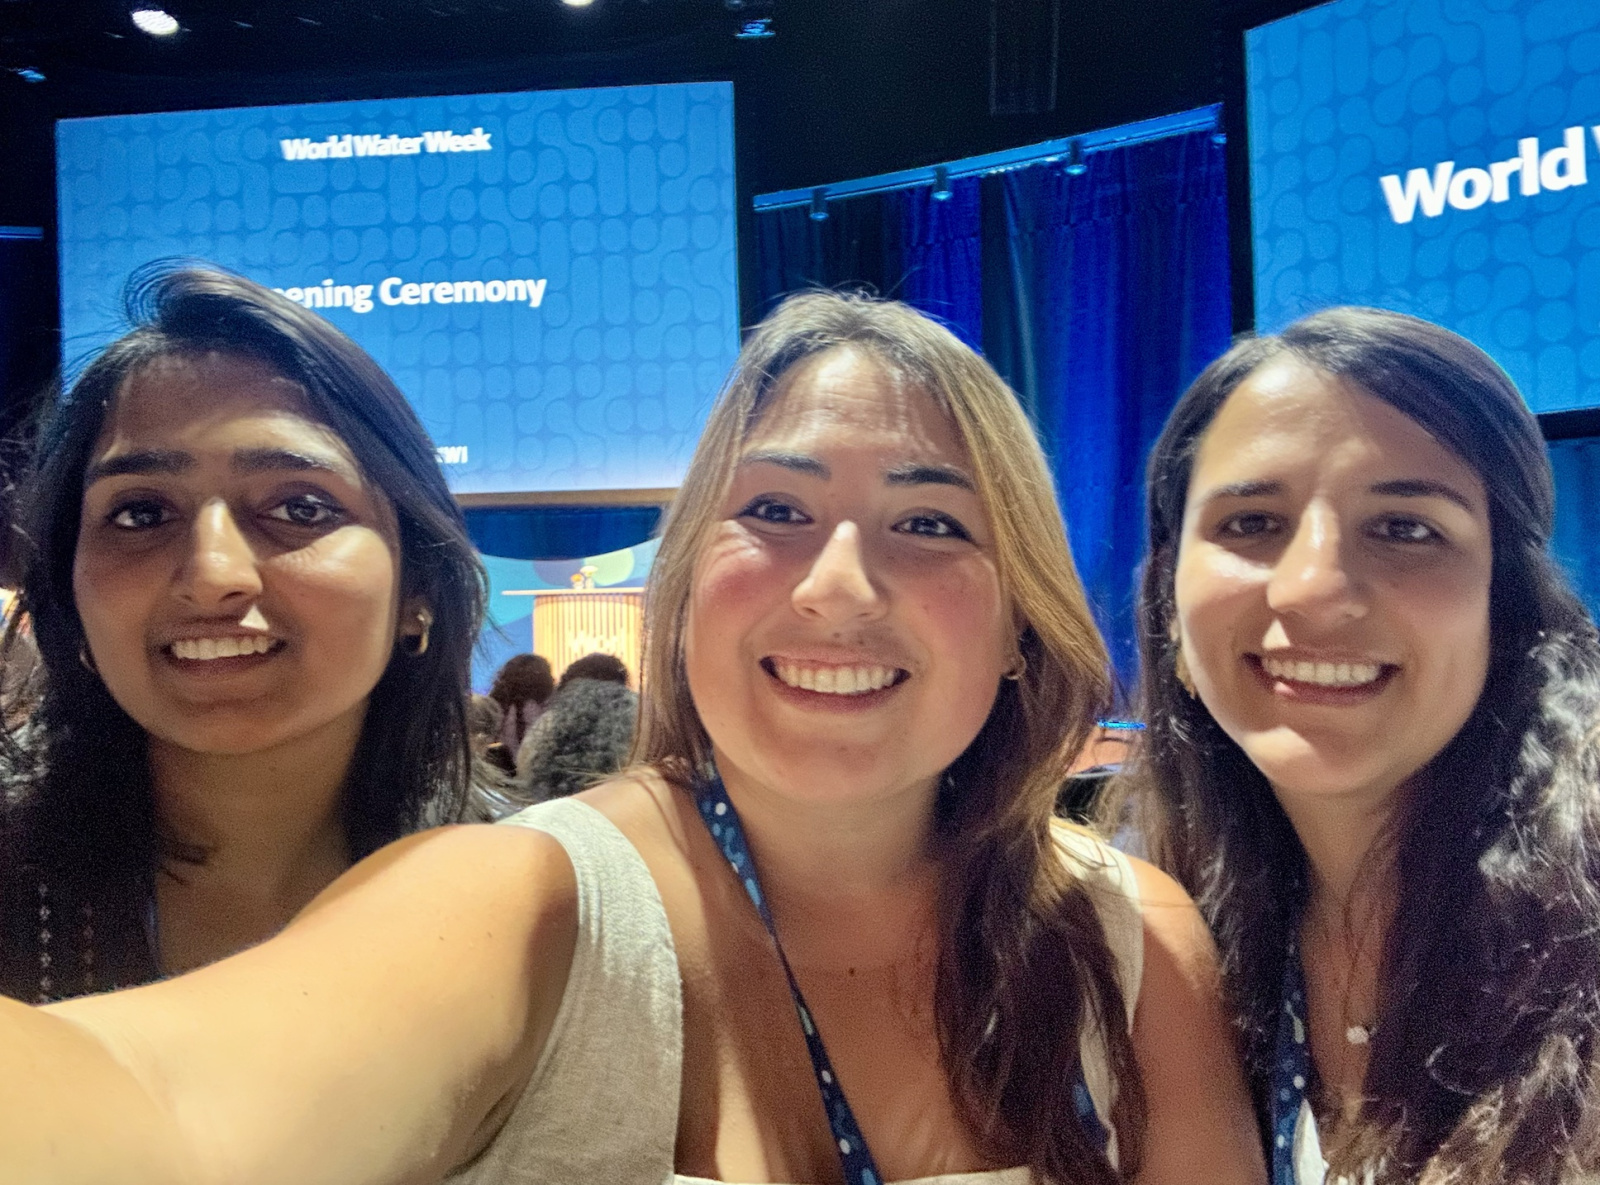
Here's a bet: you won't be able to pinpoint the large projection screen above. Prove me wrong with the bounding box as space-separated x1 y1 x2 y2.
1246 1 1600 413
57 82 739 497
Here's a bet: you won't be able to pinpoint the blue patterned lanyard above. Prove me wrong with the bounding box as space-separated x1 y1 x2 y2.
1270 928 1315 1185
693 775 1108 1185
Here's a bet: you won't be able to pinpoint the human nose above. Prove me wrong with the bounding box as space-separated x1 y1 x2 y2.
176 499 263 607
791 520 885 624
1264 504 1366 626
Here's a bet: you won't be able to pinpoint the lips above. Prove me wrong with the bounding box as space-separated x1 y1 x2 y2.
762 657 908 697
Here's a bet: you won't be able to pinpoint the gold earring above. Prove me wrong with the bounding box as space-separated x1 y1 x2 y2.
78 644 98 675
406 609 433 657
1004 653 1026 681
1174 648 1196 698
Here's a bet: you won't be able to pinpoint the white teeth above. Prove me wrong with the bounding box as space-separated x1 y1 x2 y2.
1262 656 1382 688
171 636 275 661
772 661 899 696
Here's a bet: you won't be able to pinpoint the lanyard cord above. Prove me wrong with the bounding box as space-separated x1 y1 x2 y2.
695 775 886 1185
692 774 1110 1185
1271 927 1315 1185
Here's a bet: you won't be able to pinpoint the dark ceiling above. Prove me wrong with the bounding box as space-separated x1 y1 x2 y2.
0 0 1323 406
0 0 1315 224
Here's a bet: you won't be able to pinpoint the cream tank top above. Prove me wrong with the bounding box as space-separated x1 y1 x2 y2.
445 798 1145 1185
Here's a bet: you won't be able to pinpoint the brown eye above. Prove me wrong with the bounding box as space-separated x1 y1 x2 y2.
108 499 174 530
894 513 971 541
738 497 810 526
1372 516 1439 544
1218 512 1279 539
266 495 344 528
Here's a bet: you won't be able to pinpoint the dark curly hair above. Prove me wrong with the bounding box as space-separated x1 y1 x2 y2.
557 651 628 688
517 678 638 802
0 263 493 998
488 653 555 712
1110 306 1600 1183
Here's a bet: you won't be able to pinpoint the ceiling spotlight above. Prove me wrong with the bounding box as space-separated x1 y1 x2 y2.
130 6 180 36
808 187 829 222
931 165 952 201
561 0 596 7
1064 139 1088 176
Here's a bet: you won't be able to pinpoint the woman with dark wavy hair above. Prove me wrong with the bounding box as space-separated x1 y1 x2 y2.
0 263 493 1001
1109 306 1600 1184
0 292 1262 1185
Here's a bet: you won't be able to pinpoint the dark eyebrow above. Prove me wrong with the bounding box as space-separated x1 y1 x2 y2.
739 450 830 478
84 450 194 484
1370 478 1476 513
85 447 354 487
884 462 975 491
1200 479 1283 502
230 447 352 478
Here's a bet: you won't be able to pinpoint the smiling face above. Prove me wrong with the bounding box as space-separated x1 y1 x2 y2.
682 346 1014 809
72 350 406 758
1173 359 1493 809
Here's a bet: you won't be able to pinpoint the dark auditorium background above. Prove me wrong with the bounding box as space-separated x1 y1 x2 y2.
3 0 1598 696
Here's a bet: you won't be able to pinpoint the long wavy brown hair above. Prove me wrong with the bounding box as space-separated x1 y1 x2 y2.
1111 307 1600 1183
632 291 1145 1183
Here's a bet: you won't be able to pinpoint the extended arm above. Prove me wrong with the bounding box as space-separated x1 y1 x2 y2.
0 824 577 1185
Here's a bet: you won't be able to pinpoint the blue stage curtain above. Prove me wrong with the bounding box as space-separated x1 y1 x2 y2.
465 505 663 561
750 118 1231 682
752 192 895 318
886 178 984 351
1549 439 1600 618
986 129 1232 682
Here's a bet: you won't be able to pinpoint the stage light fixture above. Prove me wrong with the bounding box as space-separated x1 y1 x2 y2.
931 165 952 201
808 187 828 222
1064 139 1087 176
130 6 180 36
562 0 596 8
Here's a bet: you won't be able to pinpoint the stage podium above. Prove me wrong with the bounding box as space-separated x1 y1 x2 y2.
520 588 645 684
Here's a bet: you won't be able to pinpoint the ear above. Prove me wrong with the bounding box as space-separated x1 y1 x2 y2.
399 595 433 642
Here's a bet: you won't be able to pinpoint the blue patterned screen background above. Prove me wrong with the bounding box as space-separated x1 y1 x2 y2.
56 82 739 494
1246 0 1600 413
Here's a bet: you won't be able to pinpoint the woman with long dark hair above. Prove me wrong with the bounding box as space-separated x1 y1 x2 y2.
0 292 1261 1185
1112 306 1600 1183
0 263 492 1000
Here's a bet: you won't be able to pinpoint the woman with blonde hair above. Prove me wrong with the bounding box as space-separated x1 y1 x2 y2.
0 292 1262 1185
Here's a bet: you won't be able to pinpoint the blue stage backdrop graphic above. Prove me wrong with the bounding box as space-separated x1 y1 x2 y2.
56 82 739 495
1246 0 1600 413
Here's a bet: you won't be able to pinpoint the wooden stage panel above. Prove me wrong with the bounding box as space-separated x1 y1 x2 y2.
530 588 645 684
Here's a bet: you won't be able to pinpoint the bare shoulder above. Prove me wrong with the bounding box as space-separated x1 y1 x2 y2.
574 767 688 851
1104 852 1223 1003
1112 856 1265 1183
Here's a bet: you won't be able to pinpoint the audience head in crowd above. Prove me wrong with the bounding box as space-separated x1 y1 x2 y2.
515 653 637 801
486 652 554 754
1118 306 1600 1181
0 290 1262 1185
0 263 490 999
556 649 628 689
